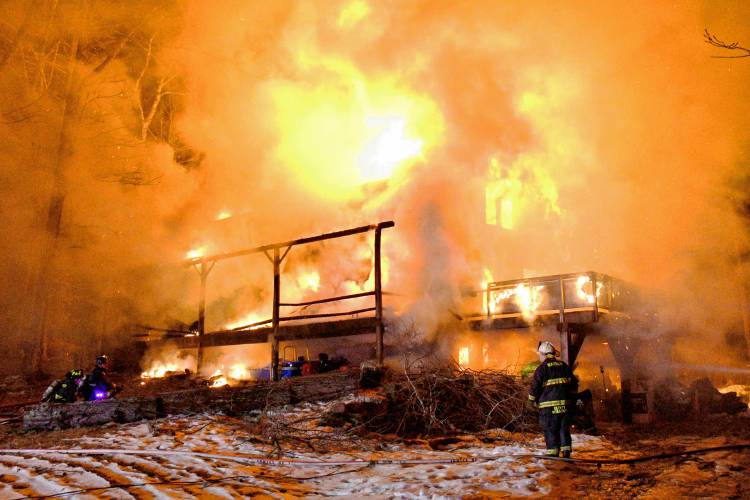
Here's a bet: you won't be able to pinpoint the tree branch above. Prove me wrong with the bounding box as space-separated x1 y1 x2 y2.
704 29 750 58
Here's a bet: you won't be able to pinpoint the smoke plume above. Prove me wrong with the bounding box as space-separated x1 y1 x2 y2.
1 0 749 373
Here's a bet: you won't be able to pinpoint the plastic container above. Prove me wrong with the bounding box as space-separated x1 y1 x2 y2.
281 362 301 378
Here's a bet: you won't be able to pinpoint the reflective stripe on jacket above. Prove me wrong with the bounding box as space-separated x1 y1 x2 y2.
528 354 578 413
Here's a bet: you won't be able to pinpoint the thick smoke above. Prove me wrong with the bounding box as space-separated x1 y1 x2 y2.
1 1 749 374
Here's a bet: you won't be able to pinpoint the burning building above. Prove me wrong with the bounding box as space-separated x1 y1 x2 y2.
0 1 748 392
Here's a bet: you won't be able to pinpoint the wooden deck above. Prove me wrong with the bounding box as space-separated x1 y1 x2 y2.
141 317 378 350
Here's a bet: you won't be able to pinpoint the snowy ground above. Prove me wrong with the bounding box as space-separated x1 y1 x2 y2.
2 398 749 499
0 397 608 499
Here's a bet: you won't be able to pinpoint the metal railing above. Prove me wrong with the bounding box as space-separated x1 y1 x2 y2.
469 271 631 323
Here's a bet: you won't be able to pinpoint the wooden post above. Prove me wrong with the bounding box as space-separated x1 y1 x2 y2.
740 284 750 361
271 247 281 381
591 272 599 322
608 336 638 423
196 262 211 374
558 276 566 324
560 323 571 366
374 226 384 365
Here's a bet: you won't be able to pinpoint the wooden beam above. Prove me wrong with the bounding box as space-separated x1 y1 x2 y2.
559 323 587 368
145 317 379 350
279 291 375 308
374 225 384 365
195 261 214 374
271 247 280 381
185 221 395 266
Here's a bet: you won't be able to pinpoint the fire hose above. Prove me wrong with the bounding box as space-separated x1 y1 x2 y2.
0 443 749 467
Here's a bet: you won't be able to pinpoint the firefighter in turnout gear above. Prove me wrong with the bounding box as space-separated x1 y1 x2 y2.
528 341 578 458
81 355 117 401
41 369 85 403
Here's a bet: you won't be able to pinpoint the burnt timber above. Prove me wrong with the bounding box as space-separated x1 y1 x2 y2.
24 371 358 431
142 221 394 380
159 317 379 349
464 271 636 367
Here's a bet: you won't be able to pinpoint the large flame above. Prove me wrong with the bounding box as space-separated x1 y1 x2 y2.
458 345 470 369
225 311 267 331
576 276 603 305
141 361 180 379
209 370 228 388
486 281 545 321
297 270 321 293
481 268 495 314
229 363 249 380
270 52 444 200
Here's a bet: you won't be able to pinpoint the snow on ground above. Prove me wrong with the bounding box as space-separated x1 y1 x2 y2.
0 399 609 499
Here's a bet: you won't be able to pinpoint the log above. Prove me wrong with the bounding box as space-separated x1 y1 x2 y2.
23 399 160 431
23 371 357 431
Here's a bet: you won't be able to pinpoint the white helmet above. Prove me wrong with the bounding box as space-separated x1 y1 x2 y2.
537 341 556 356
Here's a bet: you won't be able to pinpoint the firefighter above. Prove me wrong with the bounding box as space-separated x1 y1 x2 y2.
81 355 117 401
528 341 578 458
41 369 85 403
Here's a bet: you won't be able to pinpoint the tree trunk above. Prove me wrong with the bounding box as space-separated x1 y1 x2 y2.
28 30 81 372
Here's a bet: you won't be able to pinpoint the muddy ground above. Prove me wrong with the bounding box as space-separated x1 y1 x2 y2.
547 415 750 499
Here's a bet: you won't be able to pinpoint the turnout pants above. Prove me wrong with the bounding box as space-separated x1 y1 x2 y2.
539 408 572 456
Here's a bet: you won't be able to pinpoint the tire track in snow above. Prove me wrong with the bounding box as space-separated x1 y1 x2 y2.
0 453 141 500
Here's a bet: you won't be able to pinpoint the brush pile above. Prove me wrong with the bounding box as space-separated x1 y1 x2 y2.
327 365 535 437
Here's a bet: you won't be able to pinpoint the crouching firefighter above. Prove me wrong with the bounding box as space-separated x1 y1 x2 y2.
41 369 85 403
81 355 117 401
528 341 578 458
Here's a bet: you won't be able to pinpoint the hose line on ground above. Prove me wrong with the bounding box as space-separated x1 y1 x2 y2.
0 443 749 467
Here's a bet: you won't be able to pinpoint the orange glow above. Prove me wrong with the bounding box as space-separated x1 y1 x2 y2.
270 52 444 201
481 268 495 314
210 370 228 388
576 276 602 304
141 361 179 379
185 247 205 261
225 311 266 330
229 363 249 380
337 0 370 29
485 156 560 229
297 270 321 292
488 283 545 321
458 346 470 368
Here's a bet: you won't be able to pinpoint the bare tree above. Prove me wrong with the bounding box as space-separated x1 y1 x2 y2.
134 35 180 142
704 29 750 58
